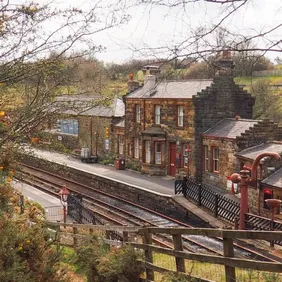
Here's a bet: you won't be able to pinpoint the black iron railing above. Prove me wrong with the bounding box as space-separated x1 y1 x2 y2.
175 177 240 223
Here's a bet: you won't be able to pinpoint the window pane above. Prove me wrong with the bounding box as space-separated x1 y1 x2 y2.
155 105 161 124
155 142 162 164
212 147 219 172
178 106 183 127
134 138 139 158
145 141 151 163
58 119 78 135
136 105 141 123
118 135 124 155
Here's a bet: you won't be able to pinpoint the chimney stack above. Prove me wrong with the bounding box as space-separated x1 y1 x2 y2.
213 51 234 76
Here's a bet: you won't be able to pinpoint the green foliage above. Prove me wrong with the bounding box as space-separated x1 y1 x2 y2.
99 154 115 165
125 161 141 172
76 237 143 282
251 78 282 122
0 215 65 282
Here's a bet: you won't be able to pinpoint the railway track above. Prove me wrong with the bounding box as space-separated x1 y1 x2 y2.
16 163 282 263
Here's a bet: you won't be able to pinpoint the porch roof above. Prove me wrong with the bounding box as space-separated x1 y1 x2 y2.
235 142 282 161
202 118 258 139
261 167 282 189
141 126 166 136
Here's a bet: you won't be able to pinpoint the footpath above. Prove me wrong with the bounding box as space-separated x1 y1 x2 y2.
26 148 236 228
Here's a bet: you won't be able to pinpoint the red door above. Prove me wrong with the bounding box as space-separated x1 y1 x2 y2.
169 143 176 176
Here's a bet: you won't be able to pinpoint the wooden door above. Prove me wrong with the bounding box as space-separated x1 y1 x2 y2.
169 143 176 176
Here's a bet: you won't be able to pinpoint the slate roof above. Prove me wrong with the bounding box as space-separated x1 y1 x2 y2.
127 79 213 99
235 143 282 160
261 167 282 189
50 95 124 117
202 118 259 139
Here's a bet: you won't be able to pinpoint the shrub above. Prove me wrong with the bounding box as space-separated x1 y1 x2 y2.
76 237 143 282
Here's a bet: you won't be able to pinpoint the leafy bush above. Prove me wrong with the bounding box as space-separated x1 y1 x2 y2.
76 237 143 282
0 216 65 282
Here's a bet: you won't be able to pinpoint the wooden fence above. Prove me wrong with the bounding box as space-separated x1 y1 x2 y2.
49 222 282 282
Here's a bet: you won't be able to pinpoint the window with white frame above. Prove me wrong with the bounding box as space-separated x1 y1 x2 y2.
204 145 209 171
155 105 161 125
135 104 141 123
118 135 124 155
145 141 151 163
134 138 139 159
155 142 162 164
212 147 219 172
178 106 184 127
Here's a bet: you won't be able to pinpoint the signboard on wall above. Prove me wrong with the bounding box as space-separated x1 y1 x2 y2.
105 139 109 150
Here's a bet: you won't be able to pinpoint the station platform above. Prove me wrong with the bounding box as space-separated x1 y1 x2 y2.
12 180 70 222
24 148 234 228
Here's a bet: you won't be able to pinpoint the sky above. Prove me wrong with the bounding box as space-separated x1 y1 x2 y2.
16 0 282 64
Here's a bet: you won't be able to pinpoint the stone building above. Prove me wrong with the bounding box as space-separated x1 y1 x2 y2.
47 95 124 157
124 76 212 176
202 118 282 189
123 55 255 177
235 142 282 217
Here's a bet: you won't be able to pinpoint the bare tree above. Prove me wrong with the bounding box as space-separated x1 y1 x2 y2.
0 0 129 166
130 0 282 64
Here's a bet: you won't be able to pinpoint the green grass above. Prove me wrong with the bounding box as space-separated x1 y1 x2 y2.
60 246 85 275
152 253 282 282
234 76 282 85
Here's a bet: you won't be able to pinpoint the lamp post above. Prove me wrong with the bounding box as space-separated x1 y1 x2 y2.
59 185 70 224
231 152 281 230
265 199 281 247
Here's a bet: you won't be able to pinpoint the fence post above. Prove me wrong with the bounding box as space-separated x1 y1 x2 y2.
223 233 236 282
56 221 61 244
143 229 154 282
73 222 78 247
123 231 129 246
182 176 187 197
198 184 202 206
214 194 219 217
172 233 185 273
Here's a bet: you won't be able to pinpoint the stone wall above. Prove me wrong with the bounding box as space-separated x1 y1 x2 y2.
22 155 210 227
193 75 255 181
236 120 282 150
202 138 237 189
78 116 116 157
125 98 196 175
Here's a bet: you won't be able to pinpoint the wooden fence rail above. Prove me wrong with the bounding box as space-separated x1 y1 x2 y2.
48 222 282 282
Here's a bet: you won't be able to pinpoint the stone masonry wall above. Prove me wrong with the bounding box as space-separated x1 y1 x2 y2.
236 120 282 150
21 155 210 227
202 138 237 189
125 98 196 175
193 76 255 181
78 116 113 157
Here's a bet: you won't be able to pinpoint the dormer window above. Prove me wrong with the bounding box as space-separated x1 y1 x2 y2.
155 105 161 125
135 104 141 123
